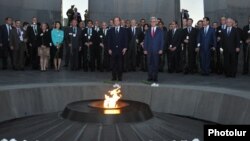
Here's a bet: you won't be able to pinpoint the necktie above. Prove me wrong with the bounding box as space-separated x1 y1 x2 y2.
74 27 76 34
188 27 191 33
116 27 119 35
151 28 155 37
88 28 90 35
227 27 231 35
7 25 10 36
17 28 20 36
204 27 207 35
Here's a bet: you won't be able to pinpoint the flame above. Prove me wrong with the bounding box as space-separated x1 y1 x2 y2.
104 84 122 109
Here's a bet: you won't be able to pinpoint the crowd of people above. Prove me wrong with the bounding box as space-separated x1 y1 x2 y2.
0 11 250 82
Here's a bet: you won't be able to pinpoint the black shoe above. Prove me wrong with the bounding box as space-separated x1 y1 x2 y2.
112 78 117 81
153 79 158 82
147 78 153 82
118 78 122 81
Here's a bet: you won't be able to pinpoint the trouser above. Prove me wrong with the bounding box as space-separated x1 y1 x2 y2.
147 53 159 80
31 45 39 69
1 46 13 69
243 44 250 74
127 47 137 71
111 54 123 79
168 50 178 73
224 51 237 77
13 43 26 70
64 44 70 66
70 48 79 70
200 50 211 74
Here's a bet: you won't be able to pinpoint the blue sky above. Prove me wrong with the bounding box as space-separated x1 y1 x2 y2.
63 0 204 24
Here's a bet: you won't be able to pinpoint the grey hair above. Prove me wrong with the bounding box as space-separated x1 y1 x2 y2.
150 16 157 21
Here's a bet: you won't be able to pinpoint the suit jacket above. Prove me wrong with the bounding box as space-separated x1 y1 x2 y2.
128 27 142 51
183 27 198 48
197 26 216 51
82 28 99 48
66 27 82 49
167 28 182 51
108 27 128 55
98 28 109 48
144 27 164 54
38 30 51 47
10 28 27 50
236 27 244 44
27 24 41 46
243 24 250 44
73 12 82 23
221 27 240 53
0 24 12 48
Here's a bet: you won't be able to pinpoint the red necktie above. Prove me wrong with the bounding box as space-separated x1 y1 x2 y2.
151 28 155 37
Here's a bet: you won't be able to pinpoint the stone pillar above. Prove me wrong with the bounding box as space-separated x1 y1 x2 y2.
204 0 250 27
89 0 180 25
0 0 62 24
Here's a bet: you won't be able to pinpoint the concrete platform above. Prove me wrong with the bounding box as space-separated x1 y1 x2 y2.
0 70 249 125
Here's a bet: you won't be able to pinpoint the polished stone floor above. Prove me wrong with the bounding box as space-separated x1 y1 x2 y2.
0 112 212 141
0 69 249 91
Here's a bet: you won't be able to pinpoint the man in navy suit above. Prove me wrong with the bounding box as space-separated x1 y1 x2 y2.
0 17 13 69
196 17 216 75
220 18 240 77
144 17 164 82
108 17 128 81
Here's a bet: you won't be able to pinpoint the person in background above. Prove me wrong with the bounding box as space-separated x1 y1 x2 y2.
66 19 82 70
10 20 27 70
242 16 250 75
98 22 110 72
73 8 82 25
183 18 199 74
196 20 203 29
0 17 13 70
51 21 64 71
27 17 41 70
220 18 240 77
37 23 51 71
140 24 149 72
196 17 216 76
66 5 75 26
167 21 182 73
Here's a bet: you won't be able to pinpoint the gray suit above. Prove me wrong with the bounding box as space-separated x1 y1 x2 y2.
10 28 27 70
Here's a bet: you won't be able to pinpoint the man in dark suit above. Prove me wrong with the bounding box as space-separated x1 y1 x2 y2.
27 17 41 70
144 17 164 82
0 17 13 69
242 16 250 74
127 19 142 71
220 18 240 77
66 19 82 70
196 17 216 75
167 21 182 73
183 18 199 74
73 8 82 25
10 20 27 70
98 22 110 72
108 17 128 81
82 20 99 72
66 5 74 26
215 16 227 74
158 21 168 72
234 20 244 72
